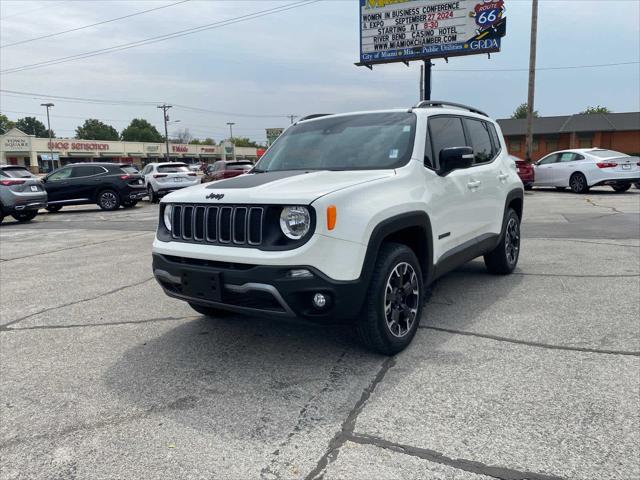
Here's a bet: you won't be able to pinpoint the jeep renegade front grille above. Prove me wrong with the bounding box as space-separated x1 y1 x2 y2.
171 205 264 246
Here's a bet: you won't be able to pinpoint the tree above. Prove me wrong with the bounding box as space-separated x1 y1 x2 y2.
75 119 119 140
0 114 15 133
511 103 539 120
171 128 192 144
120 118 163 143
14 116 54 137
230 136 265 148
190 137 216 145
581 105 611 114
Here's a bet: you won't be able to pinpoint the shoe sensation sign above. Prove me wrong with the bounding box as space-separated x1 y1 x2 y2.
358 0 507 66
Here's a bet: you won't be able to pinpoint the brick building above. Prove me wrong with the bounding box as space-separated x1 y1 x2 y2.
497 112 640 161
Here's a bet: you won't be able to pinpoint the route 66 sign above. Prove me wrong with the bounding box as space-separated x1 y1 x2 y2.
472 0 505 29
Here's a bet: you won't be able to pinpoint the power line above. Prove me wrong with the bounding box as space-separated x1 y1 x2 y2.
0 0 190 49
436 61 639 72
0 0 319 75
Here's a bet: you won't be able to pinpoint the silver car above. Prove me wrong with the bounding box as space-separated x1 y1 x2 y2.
141 162 201 203
0 165 48 223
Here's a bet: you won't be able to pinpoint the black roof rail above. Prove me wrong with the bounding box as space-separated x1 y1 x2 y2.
298 113 333 122
413 100 488 118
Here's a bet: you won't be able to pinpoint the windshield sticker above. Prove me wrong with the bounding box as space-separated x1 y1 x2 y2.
389 149 399 159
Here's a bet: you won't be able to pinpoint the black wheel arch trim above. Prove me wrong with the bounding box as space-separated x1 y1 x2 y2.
504 187 524 221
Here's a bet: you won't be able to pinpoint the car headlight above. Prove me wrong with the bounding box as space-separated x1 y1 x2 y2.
163 204 173 232
280 206 310 240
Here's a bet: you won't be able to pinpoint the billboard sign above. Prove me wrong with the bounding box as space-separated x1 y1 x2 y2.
359 0 506 66
266 128 284 146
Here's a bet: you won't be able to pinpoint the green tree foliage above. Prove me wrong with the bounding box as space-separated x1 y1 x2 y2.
120 118 163 143
511 103 539 120
75 119 119 140
581 105 611 114
230 136 264 148
190 137 216 145
14 116 54 137
0 114 15 133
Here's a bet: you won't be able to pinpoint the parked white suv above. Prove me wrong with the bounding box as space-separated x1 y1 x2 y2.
152 102 524 354
141 162 201 203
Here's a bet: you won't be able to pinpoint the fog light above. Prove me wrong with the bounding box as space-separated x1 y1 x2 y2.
313 293 327 309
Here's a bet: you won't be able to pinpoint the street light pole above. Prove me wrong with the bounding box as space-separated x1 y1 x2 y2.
227 122 236 161
525 0 538 163
41 103 54 172
287 115 297 124
158 104 172 161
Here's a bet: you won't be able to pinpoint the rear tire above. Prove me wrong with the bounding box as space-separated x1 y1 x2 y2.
148 185 159 204
569 173 589 194
46 205 62 213
484 208 521 275
612 184 631 193
11 210 38 222
189 303 231 317
356 242 423 356
98 190 120 211
524 184 533 191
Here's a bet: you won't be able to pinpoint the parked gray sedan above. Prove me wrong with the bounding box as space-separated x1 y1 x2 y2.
0 165 48 224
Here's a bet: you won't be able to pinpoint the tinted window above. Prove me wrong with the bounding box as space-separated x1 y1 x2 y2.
537 154 559 165
487 123 502 153
141 165 152 175
72 165 105 177
1 167 34 178
255 112 417 171
158 164 189 173
429 117 467 166
465 119 494 163
48 167 73 181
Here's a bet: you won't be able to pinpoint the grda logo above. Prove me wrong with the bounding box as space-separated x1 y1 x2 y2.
206 193 224 200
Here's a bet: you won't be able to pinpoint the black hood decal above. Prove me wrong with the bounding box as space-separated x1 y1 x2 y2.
205 170 311 189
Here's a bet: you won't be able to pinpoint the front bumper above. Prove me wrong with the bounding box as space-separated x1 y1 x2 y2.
152 253 366 322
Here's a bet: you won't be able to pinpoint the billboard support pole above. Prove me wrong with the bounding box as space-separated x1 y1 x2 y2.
525 0 539 163
423 60 433 101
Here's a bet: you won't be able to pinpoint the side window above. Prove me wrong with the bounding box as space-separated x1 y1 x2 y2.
464 118 494 164
537 154 559 165
48 167 72 181
428 116 467 167
72 165 104 177
559 153 576 163
487 123 502 154
141 165 150 175
574 154 585 161
424 126 433 169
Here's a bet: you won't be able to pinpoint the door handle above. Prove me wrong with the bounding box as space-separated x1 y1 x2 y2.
467 180 481 190
498 173 509 181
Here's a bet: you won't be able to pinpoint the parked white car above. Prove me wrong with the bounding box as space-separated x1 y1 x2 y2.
533 149 640 193
141 162 201 203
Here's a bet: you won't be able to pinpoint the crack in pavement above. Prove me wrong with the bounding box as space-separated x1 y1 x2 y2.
539 238 640 248
0 232 151 262
449 270 640 279
304 356 395 480
347 433 565 480
585 198 625 215
0 277 155 330
420 326 640 356
3 315 196 332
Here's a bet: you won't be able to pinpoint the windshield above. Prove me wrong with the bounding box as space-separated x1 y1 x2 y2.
589 149 629 159
255 112 417 172
1 167 34 178
158 164 189 173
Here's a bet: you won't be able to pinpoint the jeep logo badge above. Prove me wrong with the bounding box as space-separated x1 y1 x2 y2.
206 193 224 200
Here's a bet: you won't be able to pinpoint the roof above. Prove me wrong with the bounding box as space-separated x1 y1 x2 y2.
497 112 640 136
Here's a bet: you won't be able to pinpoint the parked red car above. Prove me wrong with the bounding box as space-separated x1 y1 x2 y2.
203 160 253 183
510 155 534 190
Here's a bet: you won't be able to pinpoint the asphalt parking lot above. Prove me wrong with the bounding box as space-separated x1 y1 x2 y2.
1 188 639 480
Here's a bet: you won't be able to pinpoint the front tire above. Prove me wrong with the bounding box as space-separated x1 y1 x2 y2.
484 208 521 275
356 242 423 355
189 303 231 317
98 190 120 211
569 173 589 193
11 210 38 222
612 184 631 193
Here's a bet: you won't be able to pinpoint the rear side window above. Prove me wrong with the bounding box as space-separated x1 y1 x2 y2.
487 123 502 153
1 167 34 178
464 119 494 164
158 164 189 173
428 117 467 166
538 154 559 165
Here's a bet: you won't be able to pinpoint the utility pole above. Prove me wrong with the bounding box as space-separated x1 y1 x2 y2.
423 60 433 101
227 122 236 161
287 115 297 124
157 104 172 161
525 0 538 163
41 103 54 172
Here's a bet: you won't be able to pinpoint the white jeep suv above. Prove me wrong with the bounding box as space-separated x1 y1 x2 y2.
152 102 524 354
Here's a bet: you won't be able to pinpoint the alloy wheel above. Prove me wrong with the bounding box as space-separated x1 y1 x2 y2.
100 191 117 209
384 262 419 338
505 217 520 266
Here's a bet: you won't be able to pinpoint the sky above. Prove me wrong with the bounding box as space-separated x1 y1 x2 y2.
1 0 639 144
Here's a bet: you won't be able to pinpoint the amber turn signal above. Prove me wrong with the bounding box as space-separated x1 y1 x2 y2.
327 205 337 230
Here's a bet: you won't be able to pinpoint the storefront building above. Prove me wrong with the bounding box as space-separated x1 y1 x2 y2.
497 112 640 162
0 128 260 173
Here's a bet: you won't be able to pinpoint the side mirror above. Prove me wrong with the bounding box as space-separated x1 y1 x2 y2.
439 147 474 175
40 176 47 183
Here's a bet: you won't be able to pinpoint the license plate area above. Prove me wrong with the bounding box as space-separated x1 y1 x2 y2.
181 271 222 301
30 185 39 192
622 164 631 170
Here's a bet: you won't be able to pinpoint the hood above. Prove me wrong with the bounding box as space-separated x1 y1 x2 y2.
163 170 395 204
